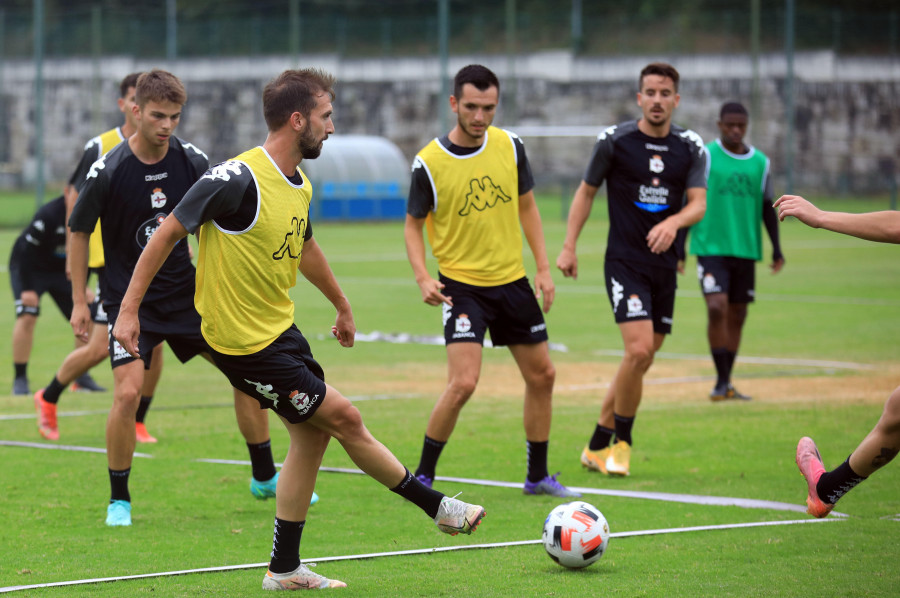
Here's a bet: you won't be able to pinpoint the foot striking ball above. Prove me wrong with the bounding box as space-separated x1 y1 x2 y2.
542 501 610 568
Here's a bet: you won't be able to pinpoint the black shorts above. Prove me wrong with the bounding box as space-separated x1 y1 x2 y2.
696 256 755 304
604 259 676 335
207 324 327 424
106 302 208 370
439 274 549 347
9 266 72 319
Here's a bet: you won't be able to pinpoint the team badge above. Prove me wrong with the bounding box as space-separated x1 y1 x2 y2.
649 154 664 174
626 294 647 317
151 187 167 208
455 313 472 334
289 390 318 415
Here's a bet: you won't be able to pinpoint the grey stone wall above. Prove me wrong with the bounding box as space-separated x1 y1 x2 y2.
1 51 898 195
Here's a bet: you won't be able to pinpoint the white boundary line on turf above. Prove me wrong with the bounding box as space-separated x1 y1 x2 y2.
192 462 847 518
0 518 840 594
0 440 152 458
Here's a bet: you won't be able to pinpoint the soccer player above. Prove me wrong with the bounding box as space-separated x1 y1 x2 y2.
774 194 900 517
405 64 578 498
9 195 103 395
688 102 785 401
33 72 165 443
68 69 281 526
557 62 707 477
112 67 485 590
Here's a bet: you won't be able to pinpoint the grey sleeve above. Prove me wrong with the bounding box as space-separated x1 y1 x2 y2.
513 136 535 195
686 137 709 190
173 163 253 234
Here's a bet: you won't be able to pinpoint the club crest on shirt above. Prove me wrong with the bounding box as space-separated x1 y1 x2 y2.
150 187 167 209
649 154 665 174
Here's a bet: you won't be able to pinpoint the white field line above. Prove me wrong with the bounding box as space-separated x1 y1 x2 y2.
0 518 841 593
0 440 152 457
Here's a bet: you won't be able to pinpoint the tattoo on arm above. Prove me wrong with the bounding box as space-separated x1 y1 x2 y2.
871 447 899 470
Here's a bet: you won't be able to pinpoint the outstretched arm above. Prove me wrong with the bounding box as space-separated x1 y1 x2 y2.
113 214 190 357
774 194 900 244
519 190 554 313
299 237 355 347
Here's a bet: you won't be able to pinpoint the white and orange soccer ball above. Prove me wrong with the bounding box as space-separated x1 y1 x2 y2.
542 501 610 569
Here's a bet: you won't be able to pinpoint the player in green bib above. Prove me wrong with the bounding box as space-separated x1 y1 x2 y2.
688 102 784 401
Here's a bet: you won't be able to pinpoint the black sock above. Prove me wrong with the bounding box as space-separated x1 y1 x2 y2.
390 468 444 519
247 440 278 482
109 468 131 502
725 350 737 381
526 440 549 483
135 395 153 424
269 518 304 574
588 425 615 451
711 347 729 386
816 457 867 505
613 414 635 446
43 377 66 404
14 363 27 379
414 435 446 479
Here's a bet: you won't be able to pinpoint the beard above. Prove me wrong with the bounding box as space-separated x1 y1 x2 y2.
298 127 323 160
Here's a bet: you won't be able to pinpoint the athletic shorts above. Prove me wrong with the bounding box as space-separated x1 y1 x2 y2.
91 269 108 324
604 258 676 335
9 265 73 319
439 274 549 347
106 303 208 370
696 256 755 304
207 324 327 424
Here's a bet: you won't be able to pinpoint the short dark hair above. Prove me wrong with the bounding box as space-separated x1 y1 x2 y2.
453 64 500 99
720 102 749 119
639 62 680 92
262 68 336 131
135 69 187 108
119 72 143 97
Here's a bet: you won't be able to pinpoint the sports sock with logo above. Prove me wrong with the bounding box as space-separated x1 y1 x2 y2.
390 468 444 519
42 377 66 404
588 425 615 451
415 435 446 479
526 440 549 483
613 414 635 446
136 395 153 424
269 518 304 574
816 457 867 505
247 440 278 482
109 468 131 502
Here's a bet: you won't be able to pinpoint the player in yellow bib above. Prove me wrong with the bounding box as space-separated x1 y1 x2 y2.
406 64 578 498
114 68 485 590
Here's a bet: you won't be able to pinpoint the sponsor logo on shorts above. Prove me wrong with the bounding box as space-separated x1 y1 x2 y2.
626 294 648 318
530 323 547 334
702 272 720 294
452 313 476 339
661 316 673 325
289 390 319 415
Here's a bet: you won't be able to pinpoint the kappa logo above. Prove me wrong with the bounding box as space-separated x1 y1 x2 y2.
458 176 511 216
86 154 108 180
245 379 279 407
34 219 45 232
202 161 244 182
610 276 624 312
289 390 319 415
649 154 665 174
150 187 167 208
272 216 306 260
442 302 452 327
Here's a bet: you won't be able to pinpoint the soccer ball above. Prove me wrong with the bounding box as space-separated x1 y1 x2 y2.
542 501 610 569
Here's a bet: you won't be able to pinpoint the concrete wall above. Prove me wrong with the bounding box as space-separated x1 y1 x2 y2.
1 51 898 195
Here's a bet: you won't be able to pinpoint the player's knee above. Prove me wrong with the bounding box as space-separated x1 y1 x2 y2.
525 361 556 392
624 346 654 371
706 302 726 323
446 376 478 403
